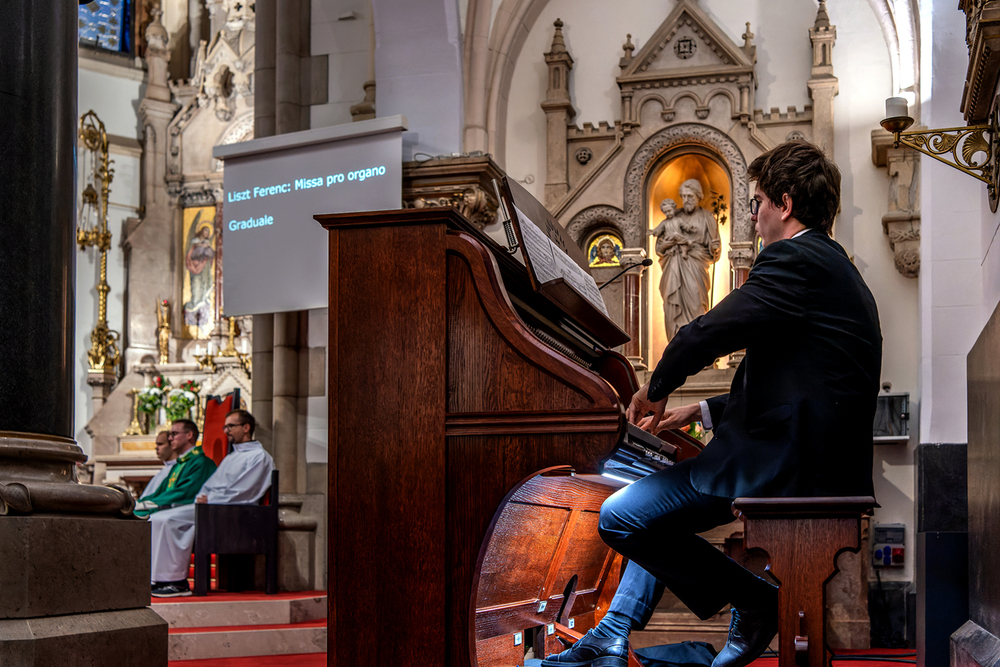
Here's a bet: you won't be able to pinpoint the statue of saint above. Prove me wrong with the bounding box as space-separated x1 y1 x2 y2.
647 179 722 339
156 299 171 365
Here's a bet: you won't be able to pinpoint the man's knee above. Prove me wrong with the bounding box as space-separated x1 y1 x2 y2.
598 496 641 547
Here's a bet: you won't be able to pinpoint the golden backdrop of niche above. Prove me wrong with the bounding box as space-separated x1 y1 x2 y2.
646 152 731 364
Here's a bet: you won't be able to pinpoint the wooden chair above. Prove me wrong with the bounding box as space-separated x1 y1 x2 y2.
731 496 877 667
192 469 279 596
200 388 241 465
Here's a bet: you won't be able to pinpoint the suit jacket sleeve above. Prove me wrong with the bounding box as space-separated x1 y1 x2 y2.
705 394 729 428
648 239 810 402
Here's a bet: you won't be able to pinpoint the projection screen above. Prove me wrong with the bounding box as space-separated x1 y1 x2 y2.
213 115 406 316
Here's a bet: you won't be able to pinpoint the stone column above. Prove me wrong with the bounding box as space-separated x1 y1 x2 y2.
127 8 181 369
808 1 838 158
619 248 648 370
0 1 166 662
541 19 575 208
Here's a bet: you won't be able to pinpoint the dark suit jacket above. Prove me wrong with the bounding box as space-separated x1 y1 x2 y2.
648 229 882 499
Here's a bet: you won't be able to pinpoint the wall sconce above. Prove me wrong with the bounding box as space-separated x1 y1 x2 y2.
881 97 999 212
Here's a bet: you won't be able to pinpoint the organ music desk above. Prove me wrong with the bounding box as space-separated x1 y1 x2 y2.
318 206 701 667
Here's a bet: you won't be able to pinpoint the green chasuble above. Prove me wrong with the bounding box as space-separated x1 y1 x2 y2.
134 446 217 517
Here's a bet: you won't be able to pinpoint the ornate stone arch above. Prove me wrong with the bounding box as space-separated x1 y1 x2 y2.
621 122 753 270
636 93 669 120
566 204 630 249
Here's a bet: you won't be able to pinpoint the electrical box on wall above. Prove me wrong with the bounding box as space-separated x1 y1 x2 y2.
873 390 910 444
873 523 905 568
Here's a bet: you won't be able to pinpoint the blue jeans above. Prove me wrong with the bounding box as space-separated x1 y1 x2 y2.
599 458 776 625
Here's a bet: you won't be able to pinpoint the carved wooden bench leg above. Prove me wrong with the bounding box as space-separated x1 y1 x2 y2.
732 497 877 667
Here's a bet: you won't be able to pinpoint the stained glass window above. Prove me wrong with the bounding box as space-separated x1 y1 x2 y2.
79 0 133 54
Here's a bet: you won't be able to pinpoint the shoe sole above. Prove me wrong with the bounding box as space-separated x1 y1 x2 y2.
151 590 192 598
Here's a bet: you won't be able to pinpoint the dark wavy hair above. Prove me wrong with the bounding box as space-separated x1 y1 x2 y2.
173 419 200 441
747 140 841 235
226 409 256 438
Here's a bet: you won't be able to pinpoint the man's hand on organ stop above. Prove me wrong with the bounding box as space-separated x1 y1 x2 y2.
637 402 702 436
626 382 668 431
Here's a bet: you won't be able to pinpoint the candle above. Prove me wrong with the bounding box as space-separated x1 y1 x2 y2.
242 338 248 354
885 97 908 119
194 344 202 356
208 340 215 355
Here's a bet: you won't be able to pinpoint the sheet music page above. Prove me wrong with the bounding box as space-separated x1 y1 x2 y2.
513 204 561 284
513 204 609 316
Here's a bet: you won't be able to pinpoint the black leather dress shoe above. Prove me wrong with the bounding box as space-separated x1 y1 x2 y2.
711 606 778 667
540 629 629 667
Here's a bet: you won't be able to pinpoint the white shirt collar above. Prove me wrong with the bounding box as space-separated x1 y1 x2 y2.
791 228 810 239
233 440 263 452
163 459 177 467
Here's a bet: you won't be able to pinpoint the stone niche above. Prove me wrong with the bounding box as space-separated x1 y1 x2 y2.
543 0 823 374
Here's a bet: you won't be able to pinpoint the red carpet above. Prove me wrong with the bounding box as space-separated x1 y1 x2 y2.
169 654 325 666
168 648 915 667
751 648 915 667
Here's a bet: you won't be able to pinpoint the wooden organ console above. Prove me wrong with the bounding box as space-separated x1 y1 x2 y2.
319 205 702 667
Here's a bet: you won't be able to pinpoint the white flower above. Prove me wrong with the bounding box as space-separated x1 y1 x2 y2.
183 390 196 401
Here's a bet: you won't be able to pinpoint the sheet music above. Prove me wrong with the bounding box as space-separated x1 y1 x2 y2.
513 204 609 316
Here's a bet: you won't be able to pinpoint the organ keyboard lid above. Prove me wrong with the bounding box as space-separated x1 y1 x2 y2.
488 175 631 349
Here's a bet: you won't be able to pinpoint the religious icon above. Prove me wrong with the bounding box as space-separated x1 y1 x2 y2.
649 179 722 339
588 233 623 267
181 207 218 339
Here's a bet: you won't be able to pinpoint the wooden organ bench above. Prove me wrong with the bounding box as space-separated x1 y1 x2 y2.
731 496 877 667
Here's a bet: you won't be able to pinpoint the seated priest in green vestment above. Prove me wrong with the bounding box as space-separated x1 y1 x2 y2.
138 430 177 501
134 419 216 518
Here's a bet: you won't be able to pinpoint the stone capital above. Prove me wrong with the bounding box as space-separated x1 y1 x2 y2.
619 247 649 276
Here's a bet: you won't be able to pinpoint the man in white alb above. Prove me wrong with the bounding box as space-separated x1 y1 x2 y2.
139 430 177 500
150 409 276 597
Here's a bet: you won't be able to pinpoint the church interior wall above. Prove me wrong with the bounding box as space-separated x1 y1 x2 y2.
75 63 146 457
310 0 372 128
372 0 464 159
830 0 918 586
305 307 329 465
919 0 987 448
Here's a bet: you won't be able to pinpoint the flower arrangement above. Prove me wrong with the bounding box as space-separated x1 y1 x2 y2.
166 380 201 422
136 376 201 430
137 375 169 416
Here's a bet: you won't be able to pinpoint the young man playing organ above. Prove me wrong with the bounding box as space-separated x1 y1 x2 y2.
542 141 882 667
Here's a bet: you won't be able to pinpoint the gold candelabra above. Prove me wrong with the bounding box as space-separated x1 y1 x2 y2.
123 388 145 436
78 110 120 373
217 316 253 377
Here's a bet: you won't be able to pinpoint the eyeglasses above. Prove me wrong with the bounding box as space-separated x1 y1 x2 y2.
223 423 247 430
749 197 762 215
167 431 184 438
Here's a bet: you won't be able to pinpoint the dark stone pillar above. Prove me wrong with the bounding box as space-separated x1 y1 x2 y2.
915 443 969 667
0 3 167 664
0 0 77 438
